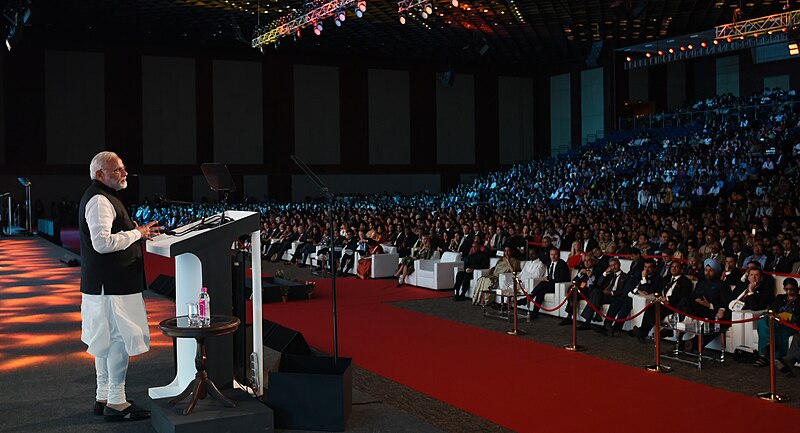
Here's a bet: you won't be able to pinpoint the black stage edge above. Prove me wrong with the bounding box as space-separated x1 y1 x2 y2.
150 389 273 433
267 354 353 432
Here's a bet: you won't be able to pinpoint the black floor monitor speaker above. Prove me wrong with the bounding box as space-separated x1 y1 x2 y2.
149 274 176 299
262 319 311 356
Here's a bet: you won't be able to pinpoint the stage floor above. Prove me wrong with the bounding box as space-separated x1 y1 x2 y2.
0 237 453 433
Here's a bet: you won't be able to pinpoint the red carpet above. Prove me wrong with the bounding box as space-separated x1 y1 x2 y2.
260 278 800 432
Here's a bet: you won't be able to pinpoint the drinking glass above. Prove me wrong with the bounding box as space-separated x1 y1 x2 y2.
187 302 200 326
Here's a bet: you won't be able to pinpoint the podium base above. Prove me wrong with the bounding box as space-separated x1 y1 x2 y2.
151 389 273 433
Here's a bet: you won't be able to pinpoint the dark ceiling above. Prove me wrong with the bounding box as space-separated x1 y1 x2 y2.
15 0 797 66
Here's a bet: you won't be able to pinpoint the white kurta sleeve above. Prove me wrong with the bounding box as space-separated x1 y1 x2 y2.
85 195 142 254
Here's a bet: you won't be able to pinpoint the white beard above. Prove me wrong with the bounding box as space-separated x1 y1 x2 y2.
111 179 127 191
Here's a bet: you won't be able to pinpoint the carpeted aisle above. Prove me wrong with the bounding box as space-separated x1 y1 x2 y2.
260 279 800 432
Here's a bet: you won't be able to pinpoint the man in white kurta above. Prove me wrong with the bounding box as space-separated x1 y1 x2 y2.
79 151 161 422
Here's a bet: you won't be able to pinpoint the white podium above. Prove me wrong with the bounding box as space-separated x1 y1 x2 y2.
146 210 265 398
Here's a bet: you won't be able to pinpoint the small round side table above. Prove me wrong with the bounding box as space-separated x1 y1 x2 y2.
158 315 241 415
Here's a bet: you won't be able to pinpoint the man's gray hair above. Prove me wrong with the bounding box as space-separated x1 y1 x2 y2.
89 151 119 180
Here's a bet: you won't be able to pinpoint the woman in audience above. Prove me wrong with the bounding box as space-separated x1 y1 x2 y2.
356 239 384 279
567 241 583 269
754 278 800 366
395 235 432 287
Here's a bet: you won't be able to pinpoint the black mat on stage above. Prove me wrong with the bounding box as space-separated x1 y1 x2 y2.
150 389 273 433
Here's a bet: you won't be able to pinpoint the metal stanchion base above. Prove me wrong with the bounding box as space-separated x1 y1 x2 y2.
646 364 673 373
507 329 527 336
757 392 789 402
563 344 586 352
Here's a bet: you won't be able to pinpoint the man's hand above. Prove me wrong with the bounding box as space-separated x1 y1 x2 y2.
135 221 163 241
695 297 711 308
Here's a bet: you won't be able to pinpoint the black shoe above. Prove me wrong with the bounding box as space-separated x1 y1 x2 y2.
578 322 592 331
516 298 528 306
456 295 467 301
103 403 150 422
776 359 793 376
559 317 572 326
603 321 614 337
94 400 133 416
632 327 646 343
592 315 603 323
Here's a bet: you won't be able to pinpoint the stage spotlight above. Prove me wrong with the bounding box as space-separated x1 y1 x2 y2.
400 14 406 24
645 52 651 57
5 38 10 51
713 39 719 44
425 4 433 15
355 5 363 18
339 10 346 22
790 42 799 55
422 10 428 19
335 16 341 26
625 56 632 62
668 48 674 53
700 42 707 47
451 0 459 6
687 44 693 49
314 22 322 35
358 1 366 13
784 0 791 11
657 50 663 55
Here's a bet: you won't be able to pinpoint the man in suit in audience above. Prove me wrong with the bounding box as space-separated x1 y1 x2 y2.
524 248 569 319
578 257 627 330
725 265 774 313
453 237 490 301
458 224 475 258
632 261 692 343
720 254 743 284
783 238 800 266
679 259 731 340
560 254 604 325
655 249 674 279
605 258 660 334
767 243 792 273
582 228 599 254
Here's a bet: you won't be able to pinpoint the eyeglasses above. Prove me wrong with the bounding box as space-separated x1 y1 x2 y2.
104 166 126 174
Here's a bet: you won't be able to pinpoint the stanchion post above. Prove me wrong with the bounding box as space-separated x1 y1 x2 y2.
646 300 672 373
758 310 788 402
563 287 586 352
507 273 526 336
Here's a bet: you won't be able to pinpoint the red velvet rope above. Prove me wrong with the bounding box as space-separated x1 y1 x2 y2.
660 302 763 325
516 283 572 313
575 289 654 323
776 317 800 333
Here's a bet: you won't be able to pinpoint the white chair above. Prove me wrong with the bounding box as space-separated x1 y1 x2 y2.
369 253 400 278
381 244 398 255
413 252 463 290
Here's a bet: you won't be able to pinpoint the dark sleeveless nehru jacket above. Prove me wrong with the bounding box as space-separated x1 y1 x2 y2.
78 180 146 295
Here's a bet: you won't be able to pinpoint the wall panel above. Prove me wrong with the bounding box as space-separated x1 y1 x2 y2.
550 73 571 155
580 68 604 145
716 55 740 97
498 76 534 164
436 73 475 164
142 56 196 164
213 60 263 164
294 64 340 164
45 50 105 164
368 69 410 164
